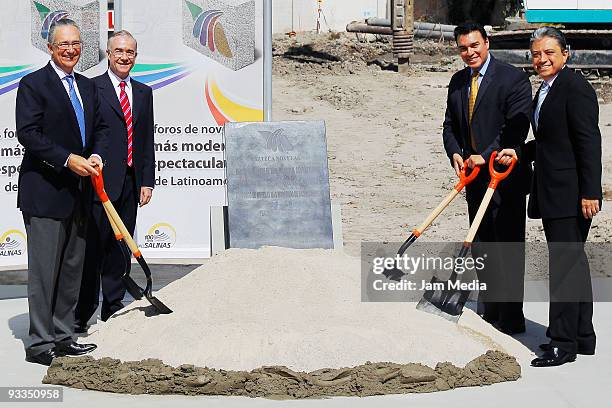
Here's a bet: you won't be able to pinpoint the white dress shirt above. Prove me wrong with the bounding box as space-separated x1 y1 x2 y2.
107 69 133 107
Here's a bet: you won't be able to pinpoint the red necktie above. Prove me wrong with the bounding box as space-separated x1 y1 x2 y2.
119 81 133 167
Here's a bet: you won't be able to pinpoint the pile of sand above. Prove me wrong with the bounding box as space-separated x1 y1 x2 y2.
44 247 533 397
82 247 531 370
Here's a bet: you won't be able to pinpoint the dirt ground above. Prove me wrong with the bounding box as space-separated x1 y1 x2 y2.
44 351 519 398
271 32 612 255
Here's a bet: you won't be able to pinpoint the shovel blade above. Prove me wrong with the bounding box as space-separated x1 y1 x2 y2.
146 295 173 314
416 297 461 323
122 275 144 300
382 266 405 282
441 289 471 317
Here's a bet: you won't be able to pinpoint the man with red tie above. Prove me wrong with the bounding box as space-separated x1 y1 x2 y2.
75 30 155 330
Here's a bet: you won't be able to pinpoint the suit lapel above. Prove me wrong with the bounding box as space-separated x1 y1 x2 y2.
460 68 469 125
535 67 568 134
99 73 124 121
131 80 144 125
45 63 82 145
532 85 542 133
472 56 496 114
75 73 91 147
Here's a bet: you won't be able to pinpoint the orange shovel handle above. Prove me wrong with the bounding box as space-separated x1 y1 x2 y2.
488 150 516 189
91 169 109 203
454 159 481 191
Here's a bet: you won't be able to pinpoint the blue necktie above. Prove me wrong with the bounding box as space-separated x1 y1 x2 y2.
534 82 550 131
64 75 85 147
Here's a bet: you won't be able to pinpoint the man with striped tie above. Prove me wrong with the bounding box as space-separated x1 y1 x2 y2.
16 19 108 365
442 23 532 334
74 30 155 330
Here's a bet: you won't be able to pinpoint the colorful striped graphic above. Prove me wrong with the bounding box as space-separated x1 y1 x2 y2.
185 1 233 58
33 1 69 40
205 77 263 125
0 65 35 96
131 63 193 90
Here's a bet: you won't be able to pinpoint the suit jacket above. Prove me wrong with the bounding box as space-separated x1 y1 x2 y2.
93 73 155 202
16 62 108 219
442 54 533 195
524 67 602 219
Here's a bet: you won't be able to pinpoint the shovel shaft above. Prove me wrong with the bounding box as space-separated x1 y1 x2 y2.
102 204 123 241
464 187 495 244
101 200 141 257
414 189 459 236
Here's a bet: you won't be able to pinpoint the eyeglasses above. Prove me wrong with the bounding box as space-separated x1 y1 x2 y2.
53 41 82 50
110 49 137 59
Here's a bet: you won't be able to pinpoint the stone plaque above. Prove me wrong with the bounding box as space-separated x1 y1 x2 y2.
224 121 334 249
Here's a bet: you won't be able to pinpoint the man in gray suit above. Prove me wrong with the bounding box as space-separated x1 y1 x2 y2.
16 19 108 365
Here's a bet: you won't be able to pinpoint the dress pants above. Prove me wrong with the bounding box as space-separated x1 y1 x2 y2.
23 196 88 356
466 170 526 331
542 216 596 354
75 167 137 324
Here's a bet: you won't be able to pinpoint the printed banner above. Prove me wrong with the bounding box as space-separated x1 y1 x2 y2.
121 0 264 258
0 0 108 267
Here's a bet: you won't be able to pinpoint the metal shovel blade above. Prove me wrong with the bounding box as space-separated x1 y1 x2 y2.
122 275 144 300
416 297 461 323
145 294 173 314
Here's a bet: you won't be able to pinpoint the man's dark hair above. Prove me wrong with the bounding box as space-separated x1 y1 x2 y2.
530 26 567 51
453 22 488 43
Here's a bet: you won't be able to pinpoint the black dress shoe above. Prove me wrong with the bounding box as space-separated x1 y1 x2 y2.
25 349 59 366
531 347 576 367
539 343 595 355
74 325 88 334
56 342 97 356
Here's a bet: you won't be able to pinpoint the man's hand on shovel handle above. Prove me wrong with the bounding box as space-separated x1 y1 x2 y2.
496 149 517 166
67 154 99 177
452 153 464 177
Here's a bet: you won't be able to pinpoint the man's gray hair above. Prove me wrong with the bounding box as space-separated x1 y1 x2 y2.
107 30 137 51
48 18 80 44
530 26 568 51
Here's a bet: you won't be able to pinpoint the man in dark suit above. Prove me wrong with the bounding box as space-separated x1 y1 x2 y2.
16 19 107 365
442 23 532 333
499 27 602 367
74 30 155 329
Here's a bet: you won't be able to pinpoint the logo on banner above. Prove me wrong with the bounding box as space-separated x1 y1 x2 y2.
143 223 177 249
205 77 263 125
0 230 27 257
130 63 193 91
32 1 69 40
185 1 233 58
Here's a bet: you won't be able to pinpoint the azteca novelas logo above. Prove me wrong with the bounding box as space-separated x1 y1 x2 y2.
185 1 232 58
142 223 176 249
33 1 69 40
0 230 27 257
259 129 294 152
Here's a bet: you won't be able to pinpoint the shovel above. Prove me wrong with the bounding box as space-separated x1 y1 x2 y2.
91 169 173 314
383 159 481 281
416 151 516 322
